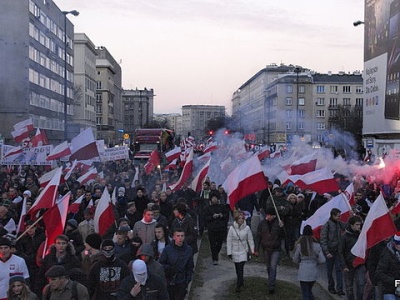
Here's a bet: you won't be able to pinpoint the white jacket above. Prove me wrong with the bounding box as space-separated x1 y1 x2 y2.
226 221 255 263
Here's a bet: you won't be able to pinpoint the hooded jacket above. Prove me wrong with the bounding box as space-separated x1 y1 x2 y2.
133 218 157 244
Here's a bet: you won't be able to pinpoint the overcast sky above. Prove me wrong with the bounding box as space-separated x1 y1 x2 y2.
55 0 364 115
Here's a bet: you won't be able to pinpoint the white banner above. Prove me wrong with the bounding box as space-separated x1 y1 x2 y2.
1 145 54 165
101 146 129 162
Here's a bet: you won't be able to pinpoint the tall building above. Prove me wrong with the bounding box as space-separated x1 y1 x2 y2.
95 46 122 146
181 105 225 141
73 33 97 134
232 64 363 146
122 88 154 135
0 0 77 143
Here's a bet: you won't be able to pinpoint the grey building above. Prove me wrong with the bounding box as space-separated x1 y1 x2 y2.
0 0 77 143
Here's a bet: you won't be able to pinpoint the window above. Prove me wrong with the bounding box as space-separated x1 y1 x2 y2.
298 98 305 106
356 98 363 106
286 110 292 118
317 122 326 130
286 85 293 93
316 110 325 117
97 81 102 89
299 85 305 93
356 86 363 94
316 98 325 106
343 98 351 106
298 109 305 118
298 122 304 130
329 98 338 107
96 94 102 102
286 97 292 105
286 122 292 130
330 86 338 93
316 85 325 93
343 86 351 93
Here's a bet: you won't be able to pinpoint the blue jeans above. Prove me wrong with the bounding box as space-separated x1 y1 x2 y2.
264 250 280 291
343 265 366 300
383 295 400 300
300 281 315 300
325 254 343 292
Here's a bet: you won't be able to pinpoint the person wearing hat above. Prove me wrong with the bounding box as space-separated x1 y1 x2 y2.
43 265 89 300
293 225 325 300
254 207 285 295
117 259 169 299
7 275 39 300
265 186 289 222
0 237 30 300
375 232 400 299
88 239 130 300
64 219 85 256
82 233 103 275
136 243 167 284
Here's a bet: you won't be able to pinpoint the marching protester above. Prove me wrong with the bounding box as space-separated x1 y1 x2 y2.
7 275 39 300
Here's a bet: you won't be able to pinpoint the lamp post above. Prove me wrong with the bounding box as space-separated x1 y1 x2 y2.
62 10 79 141
294 67 301 137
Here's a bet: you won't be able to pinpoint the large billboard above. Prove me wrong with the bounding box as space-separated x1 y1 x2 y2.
363 0 400 134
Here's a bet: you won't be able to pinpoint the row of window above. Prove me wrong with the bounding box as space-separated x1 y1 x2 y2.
283 97 363 107
29 91 72 115
32 114 64 131
283 122 326 130
29 68 73 98
286 85 363 94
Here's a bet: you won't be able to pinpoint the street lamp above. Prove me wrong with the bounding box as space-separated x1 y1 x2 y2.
62 10 79 141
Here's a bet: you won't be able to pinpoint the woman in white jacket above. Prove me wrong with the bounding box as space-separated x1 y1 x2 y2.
227 213 255 292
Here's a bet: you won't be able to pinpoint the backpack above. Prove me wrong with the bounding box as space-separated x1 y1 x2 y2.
44 280 78 300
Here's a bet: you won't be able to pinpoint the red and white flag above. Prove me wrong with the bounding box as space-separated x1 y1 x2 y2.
163 158 178 171
38 167 61 188
351 193 397 266
17 198 28 233
344 183 356 206
46 141 71 161
42 192 71 257
257 145 271 160
31 128 49 147
165 146 181 163
144 150 160 175
13 118 34 132
270 149 281 158
197 151 211 163
190 158 211 192
222 155 268 210
169 148 194 192
28 167 62 217
203 141 218 154
68 194 84 214
64 159 78 181
284 167 339 195
69 128 100 161
287 152 317 175
3 146 23 159
11 127 31 143
76 167 98 185
300 193 351 239
94 188 115 236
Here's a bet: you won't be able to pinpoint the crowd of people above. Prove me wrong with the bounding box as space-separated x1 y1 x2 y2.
0 159 400 300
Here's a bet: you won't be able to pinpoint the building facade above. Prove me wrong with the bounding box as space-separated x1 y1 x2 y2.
0 0 76 143
181 105 225 141
73 33 97 134
95 46 122 147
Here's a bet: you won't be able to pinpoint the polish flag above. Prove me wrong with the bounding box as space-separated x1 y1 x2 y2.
163 158 178 170
64 159 78 181
287 152 317 175
169 148 194 192
69 128 100 161
222 155 268 210
77 160 93 173
270 150 281 158
351 193 397 266
46 141 71 161
28 167 62 217
284 167 339 194
190 158 211 192
300 193 351 239
68 194 84 214
144 150 160 175
42 192 71 257
257 145 271 160
13 118 34 132
203 141 218 154
344 183 356 206
94 188 115 236
76 167 98 185
38 167 61 188
165 146 181 163
11 127 31 143
17 197 28 233
197 151 211 162
3 146 23 159
31 128 49 147
220 156 233 174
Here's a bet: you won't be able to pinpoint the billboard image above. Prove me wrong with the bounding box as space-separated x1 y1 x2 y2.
363 0 400 134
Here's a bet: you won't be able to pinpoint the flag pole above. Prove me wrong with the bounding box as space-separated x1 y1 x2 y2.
267 188 282 223
15 214 45 242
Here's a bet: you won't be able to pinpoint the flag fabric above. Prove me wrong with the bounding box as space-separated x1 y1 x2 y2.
3 218 16 234
3 146 23 159
144 150 160 175
42 192 71 257
31 128 49 147
284 167 339 194
222 155 268 210
300 193 351 239
13 118 34 132
163 158 178 170
76 167 98 185
11 127 31 143
203 141 218 154
220 156 233 174
164 146 181 163
190 158 211 192
69 128 100 161
38 167 60 188
131 166 139 188
46 141 71 161
68 194 84 214
257 145 271 160
169 148 194 192
94 188 115 236
28 167 62 217
287 152 317 175
17 198 28 233
351 193 397 266
64 159 78 181
270 149 281 158
344 183 356 206
197 151 211 163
